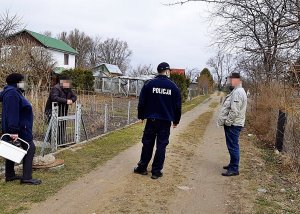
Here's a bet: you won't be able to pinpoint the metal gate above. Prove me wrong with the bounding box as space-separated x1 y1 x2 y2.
41 102 83 155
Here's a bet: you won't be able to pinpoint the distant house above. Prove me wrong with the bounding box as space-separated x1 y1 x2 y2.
170 68 186 76
4 29 78 73
93 63 123 77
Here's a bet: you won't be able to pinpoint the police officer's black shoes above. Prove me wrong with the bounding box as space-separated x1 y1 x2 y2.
223 165 229 170
5 175 22 182
221 171 239 177
20 178 42 185
134 167 148 175
151 172 163 179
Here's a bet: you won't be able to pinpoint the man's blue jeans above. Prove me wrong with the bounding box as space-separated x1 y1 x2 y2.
224 125 243 173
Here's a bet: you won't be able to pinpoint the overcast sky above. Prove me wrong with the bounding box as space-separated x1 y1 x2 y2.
1 0 215 70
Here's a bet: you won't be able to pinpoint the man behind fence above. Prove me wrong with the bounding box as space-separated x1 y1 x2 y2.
218 72 247 176
134 62 182 180
45 75 77 145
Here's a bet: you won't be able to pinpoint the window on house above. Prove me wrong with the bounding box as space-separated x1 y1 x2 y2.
64 53 69 65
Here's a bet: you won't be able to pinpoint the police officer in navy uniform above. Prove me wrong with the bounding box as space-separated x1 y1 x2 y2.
134 62 182 179
0 73 42 185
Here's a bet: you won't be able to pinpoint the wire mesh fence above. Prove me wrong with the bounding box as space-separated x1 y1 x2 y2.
26 89 138 142
0 88 139 170
188 88 206 100
247 84 300 172
95 76 149 97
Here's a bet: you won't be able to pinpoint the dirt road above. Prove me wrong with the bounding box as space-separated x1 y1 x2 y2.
26 94 231 214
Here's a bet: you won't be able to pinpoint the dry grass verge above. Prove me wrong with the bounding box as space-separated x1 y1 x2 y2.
227 132 300 214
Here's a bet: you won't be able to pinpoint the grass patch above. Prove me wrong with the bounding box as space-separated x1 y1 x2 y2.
182 95 209 113
176 110 213 146
209 102 219 109
0 95 209 214
0 124 144 214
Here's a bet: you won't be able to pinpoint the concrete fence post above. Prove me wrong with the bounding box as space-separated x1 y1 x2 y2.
51 102 59 152
127 101 131 125
75 103 82 143
104 104 108 133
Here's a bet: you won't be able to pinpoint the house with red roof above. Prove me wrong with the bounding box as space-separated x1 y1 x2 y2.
170 68 185 76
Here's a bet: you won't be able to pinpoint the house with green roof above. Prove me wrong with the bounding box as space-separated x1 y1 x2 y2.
6 29 78 73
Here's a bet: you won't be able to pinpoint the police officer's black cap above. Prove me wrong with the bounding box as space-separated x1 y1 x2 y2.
157 62 171 73
6 73 24 85
229 72 241 79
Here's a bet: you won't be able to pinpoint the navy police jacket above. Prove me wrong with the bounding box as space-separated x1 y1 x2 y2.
138 75 182 124
0 85 34 142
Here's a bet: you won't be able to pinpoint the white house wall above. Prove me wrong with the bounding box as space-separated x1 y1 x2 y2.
50 49 76 69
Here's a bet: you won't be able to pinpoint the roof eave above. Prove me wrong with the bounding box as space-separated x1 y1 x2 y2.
47 47 78 55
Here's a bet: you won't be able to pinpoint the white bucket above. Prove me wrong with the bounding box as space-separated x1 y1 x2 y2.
0 134 30 164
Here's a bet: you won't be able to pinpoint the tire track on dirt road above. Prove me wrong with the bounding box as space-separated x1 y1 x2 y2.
167 101 230 214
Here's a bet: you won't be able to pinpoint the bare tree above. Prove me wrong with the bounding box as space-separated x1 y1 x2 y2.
0 10 23 40
128 64 154 77
41 31 52 37
185 68 200 82
90 38 132 74
168 0 300 83
0 38 55 88
207 50 234 90
57 29 93 68
88 36 101 68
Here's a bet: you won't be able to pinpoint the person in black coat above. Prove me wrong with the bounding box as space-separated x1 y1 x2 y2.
0 73 42 185
45 75 77 145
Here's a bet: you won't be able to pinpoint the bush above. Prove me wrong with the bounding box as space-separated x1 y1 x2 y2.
62 68 94 91
170 73 189 102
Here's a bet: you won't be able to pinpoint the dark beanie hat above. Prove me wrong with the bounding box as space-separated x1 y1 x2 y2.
6 73 24 85
59 75 71 81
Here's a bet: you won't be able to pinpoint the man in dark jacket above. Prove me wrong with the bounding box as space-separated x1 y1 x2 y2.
45 75 77 145
0 73 41 185
134 62 182 179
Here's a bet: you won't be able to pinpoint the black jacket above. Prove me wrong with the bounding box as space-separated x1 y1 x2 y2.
45 84 77 117
138 75 182 124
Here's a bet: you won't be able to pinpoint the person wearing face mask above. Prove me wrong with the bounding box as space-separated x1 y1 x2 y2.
0 73 42 185
217 73 248 176
224 77 235 92
45 75 77 145
134 62 182 180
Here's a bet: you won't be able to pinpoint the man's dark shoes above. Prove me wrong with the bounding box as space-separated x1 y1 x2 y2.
5 175 22 182
20 178 42 185
134 167 148 175
151 172 163 179
222 171 239 177
223 165 229 170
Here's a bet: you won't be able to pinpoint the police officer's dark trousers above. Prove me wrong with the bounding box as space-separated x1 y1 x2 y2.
138 119 171 174
5 141 36 180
